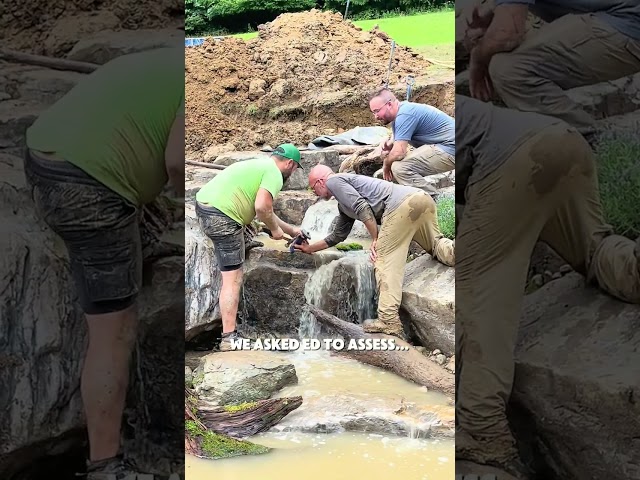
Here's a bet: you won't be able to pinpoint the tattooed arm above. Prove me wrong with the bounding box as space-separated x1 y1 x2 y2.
469 4 529 101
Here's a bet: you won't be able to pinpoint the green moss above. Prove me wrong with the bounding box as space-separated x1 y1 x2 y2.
186 419 269 459
223 401 259 413
335 242 364 251
192 372 205 386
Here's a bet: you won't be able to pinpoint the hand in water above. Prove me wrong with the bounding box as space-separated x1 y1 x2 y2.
293 242 313 254
369 239 378 263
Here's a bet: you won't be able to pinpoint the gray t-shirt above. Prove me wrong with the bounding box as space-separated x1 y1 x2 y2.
495 0 640 41
455 95 561 204
323 173 421 246
392 102 455 156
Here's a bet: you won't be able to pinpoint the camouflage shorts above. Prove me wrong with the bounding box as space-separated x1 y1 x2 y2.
24 149 143 314
195 202 245 271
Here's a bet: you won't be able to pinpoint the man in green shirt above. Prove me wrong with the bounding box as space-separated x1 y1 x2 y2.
23 47 184 479
195 144 304 351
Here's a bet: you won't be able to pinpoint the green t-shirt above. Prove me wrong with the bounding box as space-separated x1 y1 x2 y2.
26 47 185 206
196 156 284 226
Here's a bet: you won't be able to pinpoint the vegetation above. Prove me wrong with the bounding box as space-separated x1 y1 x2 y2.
436 194 455 240
185 420 270 458
186 0 453 35
595 134 640 239
223 401 259 413
336 242 364 251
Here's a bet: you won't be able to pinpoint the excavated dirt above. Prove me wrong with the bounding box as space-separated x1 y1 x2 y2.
185 9 450 154
0 0 183 56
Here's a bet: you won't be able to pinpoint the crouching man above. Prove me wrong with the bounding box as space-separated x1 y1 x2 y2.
295 165 455 338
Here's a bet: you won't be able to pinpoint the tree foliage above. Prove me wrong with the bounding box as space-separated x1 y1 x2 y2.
185 0 451 35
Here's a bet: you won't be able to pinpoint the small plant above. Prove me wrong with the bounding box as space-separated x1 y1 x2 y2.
335 242 364 251
246 104 259 116
436 194 455 240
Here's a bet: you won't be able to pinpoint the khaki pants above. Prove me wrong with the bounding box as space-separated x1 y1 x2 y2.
375 192 455 327
489 13 640 135
391 145 455 195
455 123 640 465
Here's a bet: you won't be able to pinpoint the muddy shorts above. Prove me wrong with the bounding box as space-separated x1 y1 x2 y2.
24 150 143 315
195 202 245 271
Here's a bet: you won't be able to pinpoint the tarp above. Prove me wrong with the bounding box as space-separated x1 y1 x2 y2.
307 126 390 149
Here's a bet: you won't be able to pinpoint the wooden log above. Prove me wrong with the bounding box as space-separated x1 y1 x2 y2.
308 305 455 398
324 145 377 155
186 159 227 170
0 49 99 73
198 396 303 438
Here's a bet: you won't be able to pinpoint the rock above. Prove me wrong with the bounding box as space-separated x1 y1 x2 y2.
0 101 45 151
273 191 318 225
213 151 265 166
242 260 311 336
552 272 562 280
415 346 427 354
530 274 544 289
567 72 640 119
432 349 442 356
43 11 120 56
185 167 219 201
446 355 455 373
185 366 193 386
269 79 290 97
272 394 453 438
300 199 370 240
192 351 298 406
435 354 447 366
283 168 308 191
512 273 640 480
559 264 573 275
248 79 267 100
65 28 184 64
300 149 341 171
1 66 83 105
203 143 236 162
185 210 222 341
400 255 455 355
0 154 185 476
424 170 455 190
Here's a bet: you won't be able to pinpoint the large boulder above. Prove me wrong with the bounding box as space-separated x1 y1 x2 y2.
192 351 298 406
185 207 221 341
273 191 318 225
400 255 455 355
273 394 454 438
512 273 640 480
0 154 185 477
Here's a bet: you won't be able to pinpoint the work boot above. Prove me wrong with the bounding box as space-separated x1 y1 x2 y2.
79 456 141 480
219 331 249 352
362 319 406 339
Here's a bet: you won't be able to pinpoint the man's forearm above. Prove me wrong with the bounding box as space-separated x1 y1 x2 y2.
307 240 329 253
363 218 378 241
276 216 296 237
256 207 279 232
386 150 405 165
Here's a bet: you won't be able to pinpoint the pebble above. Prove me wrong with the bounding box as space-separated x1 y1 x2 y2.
530 274 543 288
552 272 562 280
559 264 572 274
435 354 447 366
432 349 441 356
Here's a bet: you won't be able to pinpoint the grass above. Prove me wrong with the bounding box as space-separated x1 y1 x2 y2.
436 194 455 240
186 420 270 459
596 134 640 239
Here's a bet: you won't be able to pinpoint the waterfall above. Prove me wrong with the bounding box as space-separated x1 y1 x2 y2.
298 255 377 339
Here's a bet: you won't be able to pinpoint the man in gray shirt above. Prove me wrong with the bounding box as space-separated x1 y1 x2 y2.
460 0 640 137
455 94 640 478
368 88 455 197
294 165 455 339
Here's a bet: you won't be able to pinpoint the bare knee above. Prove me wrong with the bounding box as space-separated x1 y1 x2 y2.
221 268 243 290
86 305 138 349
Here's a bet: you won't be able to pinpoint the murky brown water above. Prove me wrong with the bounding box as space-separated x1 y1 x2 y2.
186 350 454 480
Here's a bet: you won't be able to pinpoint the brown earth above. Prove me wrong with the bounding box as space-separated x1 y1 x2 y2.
0 0 184 56
185 9 451 155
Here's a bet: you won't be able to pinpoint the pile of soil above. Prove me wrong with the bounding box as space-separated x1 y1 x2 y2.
0 0 183 56
186 9 433 154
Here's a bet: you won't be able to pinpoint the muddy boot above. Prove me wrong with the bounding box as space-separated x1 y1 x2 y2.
80 456 141 480
362 319 406 339
219 331 249 352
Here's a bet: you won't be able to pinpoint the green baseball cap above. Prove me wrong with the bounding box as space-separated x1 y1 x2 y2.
273 143 303 169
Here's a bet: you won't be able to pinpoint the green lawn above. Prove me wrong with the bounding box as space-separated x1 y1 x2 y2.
231 10 454 49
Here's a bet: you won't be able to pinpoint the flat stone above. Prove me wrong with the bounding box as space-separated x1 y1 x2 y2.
273 191 318 225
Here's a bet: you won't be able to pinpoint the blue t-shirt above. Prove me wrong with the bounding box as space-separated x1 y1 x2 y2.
392 102 455 157
495 0 640 41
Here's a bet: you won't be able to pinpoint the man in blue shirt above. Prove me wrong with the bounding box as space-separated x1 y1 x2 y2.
368 88 455 197
460 0 640 137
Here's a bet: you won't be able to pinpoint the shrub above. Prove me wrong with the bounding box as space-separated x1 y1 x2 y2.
436 193 455 240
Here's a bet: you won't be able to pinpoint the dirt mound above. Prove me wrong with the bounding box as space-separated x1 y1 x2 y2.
186 9 434 154
0 0 183 55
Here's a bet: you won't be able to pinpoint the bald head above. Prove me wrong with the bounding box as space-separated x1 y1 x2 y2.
369 88 399 124
308 164 334 199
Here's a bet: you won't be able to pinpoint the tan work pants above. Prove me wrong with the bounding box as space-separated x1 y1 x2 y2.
391 145 455 195
489 13 640 135
455 123 640 465
375 192 455 327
